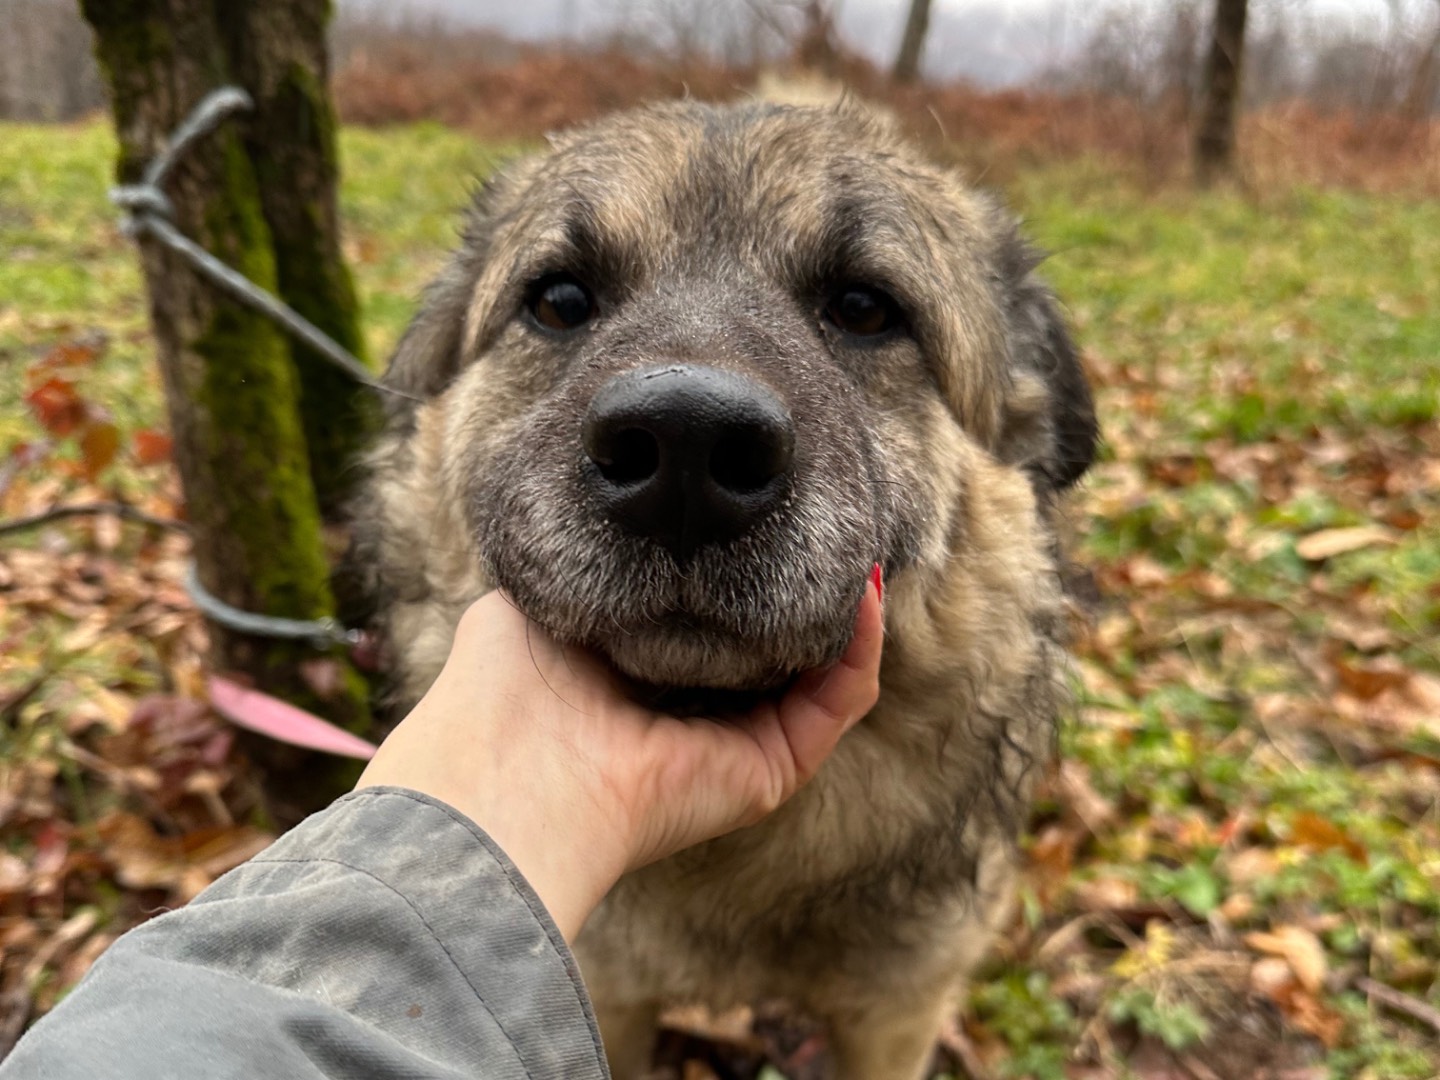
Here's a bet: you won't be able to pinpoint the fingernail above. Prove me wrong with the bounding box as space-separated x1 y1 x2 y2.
870 562 883 602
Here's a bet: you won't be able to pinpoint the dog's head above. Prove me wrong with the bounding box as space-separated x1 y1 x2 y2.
372 101 1096 698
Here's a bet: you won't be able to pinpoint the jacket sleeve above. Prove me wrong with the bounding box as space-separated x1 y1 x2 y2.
1 787 610 1080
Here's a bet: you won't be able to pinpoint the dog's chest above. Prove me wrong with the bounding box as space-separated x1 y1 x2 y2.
576 714 1016 1003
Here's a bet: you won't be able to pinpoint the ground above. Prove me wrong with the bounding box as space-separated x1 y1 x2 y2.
1 121 1438 1078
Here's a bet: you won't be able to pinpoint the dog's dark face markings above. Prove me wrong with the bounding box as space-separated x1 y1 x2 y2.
376 102 1096 695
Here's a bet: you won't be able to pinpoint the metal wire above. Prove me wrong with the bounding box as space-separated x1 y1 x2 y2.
107 86 401 648
184 565 360 648
109 88 409 400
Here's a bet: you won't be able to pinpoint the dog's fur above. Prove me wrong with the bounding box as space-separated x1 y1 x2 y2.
351 100 1097 1079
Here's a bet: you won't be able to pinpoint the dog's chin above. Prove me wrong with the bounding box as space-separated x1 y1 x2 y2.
591 621 849 714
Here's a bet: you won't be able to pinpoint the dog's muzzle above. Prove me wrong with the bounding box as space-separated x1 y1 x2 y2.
581 364 795 562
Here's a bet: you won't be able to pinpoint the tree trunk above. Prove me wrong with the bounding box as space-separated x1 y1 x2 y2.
1400 14 1440 123
217 0 378 517
891 0 934 85
1194 0 1248 186
80 0 370 823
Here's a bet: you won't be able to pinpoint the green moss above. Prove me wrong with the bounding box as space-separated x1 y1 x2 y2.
77 0 175 184
74 0 376 774
250 61 380 513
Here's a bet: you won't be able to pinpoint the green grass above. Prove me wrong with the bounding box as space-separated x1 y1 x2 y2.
2 121 1438 1078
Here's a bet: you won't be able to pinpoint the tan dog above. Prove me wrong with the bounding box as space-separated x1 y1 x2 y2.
351 100 1097 1079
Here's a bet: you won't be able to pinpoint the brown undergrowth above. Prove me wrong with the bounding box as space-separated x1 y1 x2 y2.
333 44 1439 194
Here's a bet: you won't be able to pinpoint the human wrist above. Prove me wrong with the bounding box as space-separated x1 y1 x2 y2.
451 781 628 941
356 705 630 941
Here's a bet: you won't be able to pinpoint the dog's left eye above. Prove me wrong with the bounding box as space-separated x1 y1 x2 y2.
527 273 596 332
824 285 902 339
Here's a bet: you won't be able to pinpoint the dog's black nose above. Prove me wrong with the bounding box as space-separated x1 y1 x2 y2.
582 365 794 560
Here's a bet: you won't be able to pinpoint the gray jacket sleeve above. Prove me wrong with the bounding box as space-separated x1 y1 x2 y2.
1 787 610 1079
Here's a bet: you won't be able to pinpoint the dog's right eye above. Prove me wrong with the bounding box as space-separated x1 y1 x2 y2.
823 285 903 340
526 274 596 332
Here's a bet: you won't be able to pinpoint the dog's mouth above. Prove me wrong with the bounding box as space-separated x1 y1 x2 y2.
621 678 796 718
577 598 851 697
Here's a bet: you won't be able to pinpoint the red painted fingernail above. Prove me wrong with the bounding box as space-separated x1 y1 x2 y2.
870 563 883 602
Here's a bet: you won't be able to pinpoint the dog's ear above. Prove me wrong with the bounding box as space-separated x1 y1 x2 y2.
994 232 1099 493
381 180 507 413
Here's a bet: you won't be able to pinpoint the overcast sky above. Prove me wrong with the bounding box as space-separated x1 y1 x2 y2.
340 0 1427 86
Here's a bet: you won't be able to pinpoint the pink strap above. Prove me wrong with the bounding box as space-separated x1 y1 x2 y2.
208 675 378 760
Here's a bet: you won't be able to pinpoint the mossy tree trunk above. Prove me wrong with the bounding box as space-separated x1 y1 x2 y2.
1194 0 1248 186
81 0 370 823
217 0 378 517
891 0 933 85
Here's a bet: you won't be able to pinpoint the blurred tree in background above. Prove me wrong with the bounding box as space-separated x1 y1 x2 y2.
1194 0 1249 185
891 0 933 84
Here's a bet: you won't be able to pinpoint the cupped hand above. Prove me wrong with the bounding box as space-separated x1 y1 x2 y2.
357 576 883 940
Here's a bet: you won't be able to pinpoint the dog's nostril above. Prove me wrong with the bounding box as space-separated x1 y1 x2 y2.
710 429 788 493
596 428 660 486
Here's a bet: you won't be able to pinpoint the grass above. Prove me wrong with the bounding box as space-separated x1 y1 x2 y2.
2 120 1438 1077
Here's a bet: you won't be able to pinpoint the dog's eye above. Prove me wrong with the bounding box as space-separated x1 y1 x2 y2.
824 286 901 339
527 274 596 332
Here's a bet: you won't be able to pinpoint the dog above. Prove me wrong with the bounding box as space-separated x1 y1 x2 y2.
351 99 1097 1079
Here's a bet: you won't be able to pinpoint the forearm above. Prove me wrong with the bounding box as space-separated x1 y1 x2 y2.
1 788 607 1080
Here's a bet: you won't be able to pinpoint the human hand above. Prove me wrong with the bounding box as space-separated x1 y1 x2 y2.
357 572 884 940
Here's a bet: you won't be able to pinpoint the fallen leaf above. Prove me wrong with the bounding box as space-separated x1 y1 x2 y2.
1245 925 1327 992
24 376 86 437
1332 655 1411 700
34 339 101 371
661 1004 757 1046
133 429 173 466
1073 877 1139 912
78 421 120 481
1289 812 1367 863
0 853 29 898
1295 525 1395 561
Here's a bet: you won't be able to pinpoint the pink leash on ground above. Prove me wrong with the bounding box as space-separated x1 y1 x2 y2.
208 675 379 760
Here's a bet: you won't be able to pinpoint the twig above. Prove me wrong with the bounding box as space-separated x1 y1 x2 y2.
1355 975 1440 1034
0 502 189 538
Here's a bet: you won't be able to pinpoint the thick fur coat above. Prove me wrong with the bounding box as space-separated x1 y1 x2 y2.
351 101 1097 1079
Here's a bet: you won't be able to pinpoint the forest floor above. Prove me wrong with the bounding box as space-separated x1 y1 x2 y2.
1 121 1438 1078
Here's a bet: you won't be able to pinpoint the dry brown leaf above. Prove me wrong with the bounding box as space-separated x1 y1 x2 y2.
1281 988 1346 1048
1219 892 1254 921
96 812 186 890
0 853 29 897
1294 525 1395 561
1289 812 1367 863
660 1004 758 1047
1072 877 1139 912
1244 926 1327 992
1332 655 1412 700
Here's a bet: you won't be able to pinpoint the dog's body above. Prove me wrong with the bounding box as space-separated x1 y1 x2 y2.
353 100 1096 1079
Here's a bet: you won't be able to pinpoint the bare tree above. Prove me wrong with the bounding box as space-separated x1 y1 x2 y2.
1194 0 1250 185
892 0 934 84
1401 0 1440 120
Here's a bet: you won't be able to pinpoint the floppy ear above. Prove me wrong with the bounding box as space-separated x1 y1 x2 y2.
380 178 509 415
994 233 1099 493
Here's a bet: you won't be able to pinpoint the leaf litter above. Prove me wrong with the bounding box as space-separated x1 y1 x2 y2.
2 122 1438 1077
